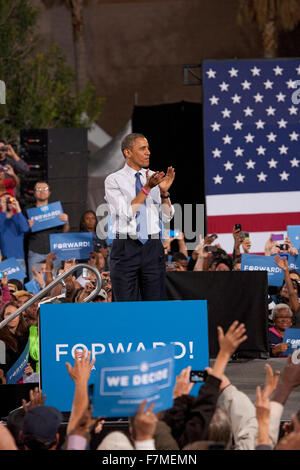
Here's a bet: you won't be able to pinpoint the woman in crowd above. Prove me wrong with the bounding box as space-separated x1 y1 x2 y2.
79 210 109 269
0 301 32 381
268 303 293 357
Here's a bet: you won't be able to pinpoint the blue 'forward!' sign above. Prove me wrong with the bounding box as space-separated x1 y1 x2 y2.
39 300 209 412
26 201 65 232
287 226 300 251
0 258 26 280
283 328 300 356
49 232 93 260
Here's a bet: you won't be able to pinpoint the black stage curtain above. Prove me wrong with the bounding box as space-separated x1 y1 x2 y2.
132 102 205 207
165 271 269 359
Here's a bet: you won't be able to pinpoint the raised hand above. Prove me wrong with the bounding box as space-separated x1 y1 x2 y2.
133 400 158 441
217 321 248 357
158 166 175 193
274 254 289 272
66 349 95 384
173 366 194 399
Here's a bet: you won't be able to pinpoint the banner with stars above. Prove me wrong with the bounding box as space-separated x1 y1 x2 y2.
203 59 300 253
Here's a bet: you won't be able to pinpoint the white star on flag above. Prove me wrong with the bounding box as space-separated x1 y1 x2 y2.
222 135 232 145
213 174 223 184
266 106 276 116
251 66 261 76
264 79 273 89
273 65 283 75
296 65 300 75
253 93 264 103
211 122 221 132
221 108 231 118
219 81 229 92
244 107 254 117
241 80 251 90
234 147 244 157
245 159 256 169
255 120 265 129
279 171 289 181
224 161 234 171
231 94 242 104
267 132 277 142
228 67 239 77
244 133 255 143
286 79 296 89
268 159 278 168
209 95 219 105
276 92 286 102
278 118 287 128
212 148 222 158
290 158 300 167
233 120 243 130
289 131 299 141
206 68 216 78
235 173 245 183
278 145 288 155
288 106 298 115
257 145 266 155
257 171 267 182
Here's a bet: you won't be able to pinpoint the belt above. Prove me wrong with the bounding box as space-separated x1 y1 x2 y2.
115 233 160 240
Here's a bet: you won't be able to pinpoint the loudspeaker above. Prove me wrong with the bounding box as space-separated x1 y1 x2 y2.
20 128 88 230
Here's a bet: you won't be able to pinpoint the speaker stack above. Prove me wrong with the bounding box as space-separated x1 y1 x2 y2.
20 128 88 231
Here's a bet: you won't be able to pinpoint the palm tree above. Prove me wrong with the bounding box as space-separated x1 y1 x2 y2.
237 0 300 58
43 0 95 93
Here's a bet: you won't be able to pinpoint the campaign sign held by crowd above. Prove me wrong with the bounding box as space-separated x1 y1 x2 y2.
39 300 209 412
24 279 41 295
0 258 26 281
283 328 300 356
91 345 175 417
26 201 65 233
287 226 300 251
6 339 30 384
241 254 284 286
49 232 93 260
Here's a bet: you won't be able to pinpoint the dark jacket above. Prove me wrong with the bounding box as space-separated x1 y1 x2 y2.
162 374 221 449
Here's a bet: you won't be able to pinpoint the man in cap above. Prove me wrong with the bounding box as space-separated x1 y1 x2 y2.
21 405 62 450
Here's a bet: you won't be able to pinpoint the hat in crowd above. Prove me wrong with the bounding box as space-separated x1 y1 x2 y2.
97 431 134 450
12 290 32 299
23 406 63 445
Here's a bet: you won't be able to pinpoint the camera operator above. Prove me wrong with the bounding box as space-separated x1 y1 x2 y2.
0 140 29 195
0 193 29 275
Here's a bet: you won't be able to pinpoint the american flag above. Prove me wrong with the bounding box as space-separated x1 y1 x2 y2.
203 59 300 254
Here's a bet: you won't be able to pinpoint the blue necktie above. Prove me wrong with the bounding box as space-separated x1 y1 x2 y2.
135 172 148 244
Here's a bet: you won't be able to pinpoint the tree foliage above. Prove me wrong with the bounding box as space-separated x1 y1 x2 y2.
237 0 300 31
0 0 103 141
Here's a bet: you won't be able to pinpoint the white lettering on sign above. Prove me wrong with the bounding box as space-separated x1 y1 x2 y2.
55 341 195 361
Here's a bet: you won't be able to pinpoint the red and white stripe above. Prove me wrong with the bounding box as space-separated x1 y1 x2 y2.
206 191 300 254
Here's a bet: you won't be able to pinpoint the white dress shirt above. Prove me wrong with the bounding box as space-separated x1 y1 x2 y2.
104 163 174 237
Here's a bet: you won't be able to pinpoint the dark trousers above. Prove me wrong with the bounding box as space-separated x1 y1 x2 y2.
110 237 166 301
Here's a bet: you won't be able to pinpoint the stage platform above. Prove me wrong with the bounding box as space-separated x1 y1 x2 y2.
221 358 298 421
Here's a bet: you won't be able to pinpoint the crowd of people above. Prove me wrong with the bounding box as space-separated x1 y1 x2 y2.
0 139 300 452
1 321 300 451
